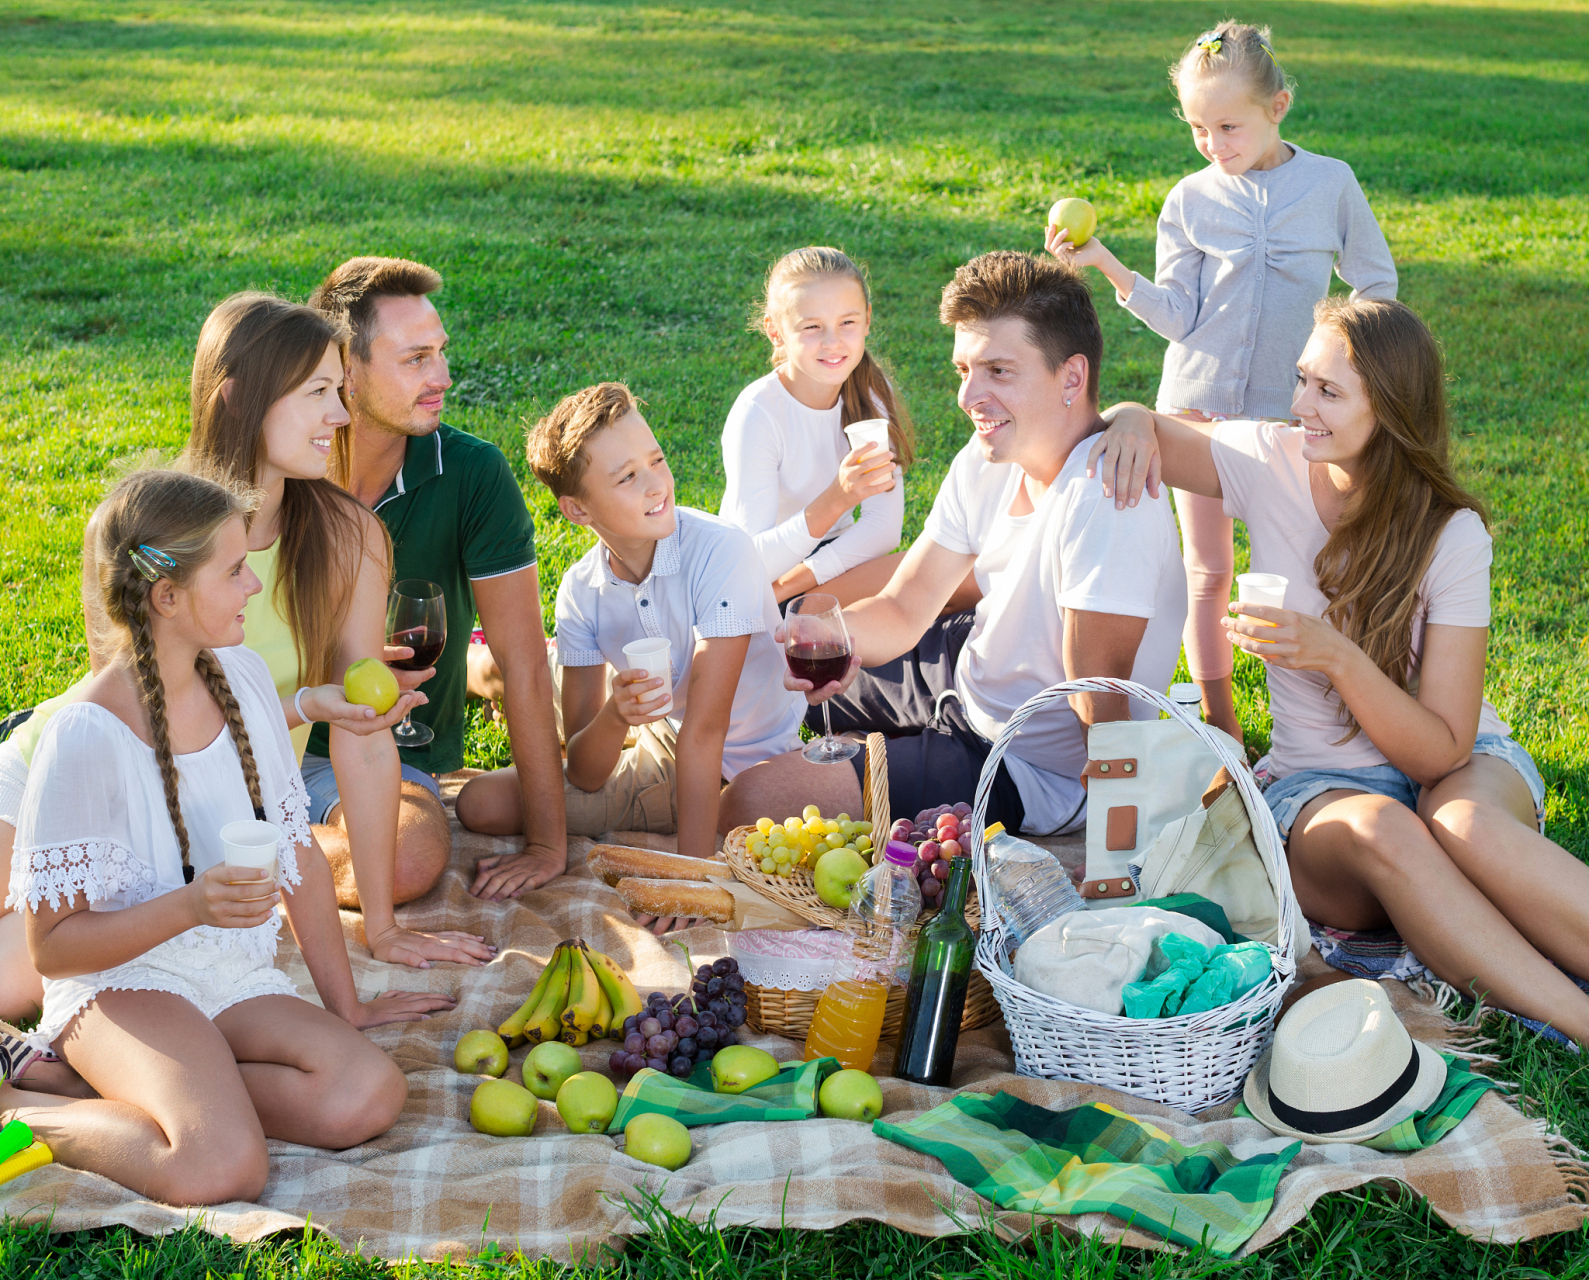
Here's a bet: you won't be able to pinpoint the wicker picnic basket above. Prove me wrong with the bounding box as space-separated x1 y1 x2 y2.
970 678 1300 1112
743 968 1000 1041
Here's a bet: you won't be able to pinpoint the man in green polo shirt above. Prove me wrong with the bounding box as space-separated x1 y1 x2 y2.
307 256 566 901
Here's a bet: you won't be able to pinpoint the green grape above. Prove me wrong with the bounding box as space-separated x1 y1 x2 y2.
855 834 873 851
835 813 852 823
760 856 777 874
824 832 846 850
773 847 792 864
776 862 794 877
856 820 873 834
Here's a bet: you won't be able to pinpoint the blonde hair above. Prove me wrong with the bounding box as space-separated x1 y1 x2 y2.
188 292 386 687
527 382 642 500
757 247 915 470
90 468 266 876
1171 21 1295 106
1308 297 1487 742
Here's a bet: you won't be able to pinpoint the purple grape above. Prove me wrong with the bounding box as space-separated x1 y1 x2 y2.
722 957 739 973
625 1032 645 1055
647 1056 668 1073
953 802 972 818
610 1050 628 1075
656 1010 675 1032
706 976 725 997
677 1036 697 1056
725 974 744 993
709 998 731 1018
639 1017 661 1039
712 958 732 976
720 1029 738 1046
698 1011 718 1028
726 1006 746 1028
670 1055 692 1078
696 965 714 981
676 998 697 1017
648 991 669 1005
921 879 943 901
647 1033 671 1058
622 1015 639 1036
697 1026 720 1048
692 980 709 998
675 1014 698 1037
932 859 950 880
662 1030 678 1051
728 991 746 1008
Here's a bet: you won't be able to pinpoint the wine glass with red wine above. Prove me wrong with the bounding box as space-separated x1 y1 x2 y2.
785 592 859 765
386 579 446 749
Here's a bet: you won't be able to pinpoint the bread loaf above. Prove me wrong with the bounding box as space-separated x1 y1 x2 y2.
614 877 735 923
587 843 730 888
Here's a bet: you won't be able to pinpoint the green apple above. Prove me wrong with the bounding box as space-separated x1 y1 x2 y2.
813 846 868 910
453 1029 509 1077
818 1068 884 1121
1047 197 1097 248
469 1078 538 1136
709 1044 781 1094
556 1070 619 1134
523 1040 583 1101
343 657 400 715
624 1112 691 1170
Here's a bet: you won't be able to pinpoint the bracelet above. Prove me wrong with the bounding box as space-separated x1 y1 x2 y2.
293 686 314 725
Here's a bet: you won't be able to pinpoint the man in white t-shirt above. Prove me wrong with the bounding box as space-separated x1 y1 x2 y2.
722 252 1186 835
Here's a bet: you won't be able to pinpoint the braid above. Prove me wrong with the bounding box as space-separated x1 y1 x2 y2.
195 649 264 814
125 580 194 873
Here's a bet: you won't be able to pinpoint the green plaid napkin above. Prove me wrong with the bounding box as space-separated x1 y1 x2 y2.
874 1093 1298 1256
1235 1053 1500 1151
610 1056 840 1131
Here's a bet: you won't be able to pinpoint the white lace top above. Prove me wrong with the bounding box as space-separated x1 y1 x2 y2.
7 645 309 967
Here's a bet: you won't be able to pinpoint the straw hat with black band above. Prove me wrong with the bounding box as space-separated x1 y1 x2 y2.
1243 978 1446 1145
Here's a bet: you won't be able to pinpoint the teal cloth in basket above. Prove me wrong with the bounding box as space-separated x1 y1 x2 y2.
1122 934 1272 1019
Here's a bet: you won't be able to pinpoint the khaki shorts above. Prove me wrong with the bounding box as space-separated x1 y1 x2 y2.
563 719 679 836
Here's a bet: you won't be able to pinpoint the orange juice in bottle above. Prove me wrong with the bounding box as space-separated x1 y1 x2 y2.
804 977 889 1070
803 840 922 1070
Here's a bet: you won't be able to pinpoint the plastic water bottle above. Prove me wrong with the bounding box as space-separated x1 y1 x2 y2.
983 822 1084 949
804 841 921 1070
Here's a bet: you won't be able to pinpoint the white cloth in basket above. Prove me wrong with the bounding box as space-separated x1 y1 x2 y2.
1013 907 1223 1016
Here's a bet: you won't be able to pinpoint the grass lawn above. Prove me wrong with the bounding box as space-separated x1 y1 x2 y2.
2 0 1588 1272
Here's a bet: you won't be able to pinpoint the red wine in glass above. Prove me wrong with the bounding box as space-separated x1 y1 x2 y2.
785 593 859 765
386 579 446 748
786 642 850 688
389 627 445 672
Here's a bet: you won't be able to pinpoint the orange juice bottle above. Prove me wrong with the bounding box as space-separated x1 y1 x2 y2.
804 977 889 1070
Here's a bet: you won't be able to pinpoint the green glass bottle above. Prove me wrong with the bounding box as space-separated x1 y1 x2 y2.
894 856 974 1086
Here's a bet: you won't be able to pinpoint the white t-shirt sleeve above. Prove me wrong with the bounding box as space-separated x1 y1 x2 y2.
692 528 772 640
1422 509 1493 628
922 450 977 555
553 570 605 667
719 395 821 580
220 645 307 887
1054 480 1173 619
8 705 154 913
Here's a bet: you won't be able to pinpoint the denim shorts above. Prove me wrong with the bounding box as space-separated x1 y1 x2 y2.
299 752 441 825
1262 733 1546 841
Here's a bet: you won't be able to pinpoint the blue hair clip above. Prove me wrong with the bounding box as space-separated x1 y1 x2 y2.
128 543 177 582
1195 30 1223 52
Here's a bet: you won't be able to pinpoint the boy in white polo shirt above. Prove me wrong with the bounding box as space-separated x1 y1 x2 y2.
722 251 1186 836
456 383 804 893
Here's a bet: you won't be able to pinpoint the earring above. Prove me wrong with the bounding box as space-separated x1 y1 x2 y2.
1064 398 1072 408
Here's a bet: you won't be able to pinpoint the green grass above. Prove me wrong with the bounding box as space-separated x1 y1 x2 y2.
2 0 1588 1272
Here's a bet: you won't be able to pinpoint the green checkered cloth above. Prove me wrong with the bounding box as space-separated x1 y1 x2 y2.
611 1057 840 1131
1236 1053 1501 1152
874 1093 1299 1256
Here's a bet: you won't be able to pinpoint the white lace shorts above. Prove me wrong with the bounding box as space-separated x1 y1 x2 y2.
31 925 299 1053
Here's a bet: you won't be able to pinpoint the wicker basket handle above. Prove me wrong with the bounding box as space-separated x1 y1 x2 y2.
862 731 890 861
967 678 1300 977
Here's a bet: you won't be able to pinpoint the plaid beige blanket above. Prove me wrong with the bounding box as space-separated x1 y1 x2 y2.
3 782 1584 1260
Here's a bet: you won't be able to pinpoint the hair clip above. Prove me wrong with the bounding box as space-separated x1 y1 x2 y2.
1195 31 1223 52
128 543 177 583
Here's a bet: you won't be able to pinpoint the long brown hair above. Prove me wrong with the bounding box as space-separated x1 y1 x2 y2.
1311 297 1489 740
187 292 386 687
756 247 916 469
91 469 265 876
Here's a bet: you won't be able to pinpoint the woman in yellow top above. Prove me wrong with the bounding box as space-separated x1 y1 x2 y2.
0 294 491 1037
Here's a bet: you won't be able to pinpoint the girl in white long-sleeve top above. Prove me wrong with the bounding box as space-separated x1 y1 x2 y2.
1051 21 1396 740
719 246 915 606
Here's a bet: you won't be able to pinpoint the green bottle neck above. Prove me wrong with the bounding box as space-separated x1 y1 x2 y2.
937 857 972 919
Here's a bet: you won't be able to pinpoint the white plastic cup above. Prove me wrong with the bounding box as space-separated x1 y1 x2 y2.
221 818 280 885
621 636 673 715
842 418 892 458
1236 573 1288 631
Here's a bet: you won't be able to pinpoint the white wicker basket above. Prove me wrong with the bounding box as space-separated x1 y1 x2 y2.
970 678 1300 1112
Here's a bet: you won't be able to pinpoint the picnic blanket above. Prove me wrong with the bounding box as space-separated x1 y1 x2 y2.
3 778 1585 1260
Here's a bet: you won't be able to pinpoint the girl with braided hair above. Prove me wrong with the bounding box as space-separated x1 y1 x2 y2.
0 469 452 1205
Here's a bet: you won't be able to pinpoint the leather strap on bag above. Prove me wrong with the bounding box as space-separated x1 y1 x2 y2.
1080 757 1138 790
1081 876 1139 900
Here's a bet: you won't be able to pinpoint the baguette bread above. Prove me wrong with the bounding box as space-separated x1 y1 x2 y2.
587 843 730 889
614 877 736 923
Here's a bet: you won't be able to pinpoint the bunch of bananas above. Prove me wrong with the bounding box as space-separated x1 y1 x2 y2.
498 938 643 1048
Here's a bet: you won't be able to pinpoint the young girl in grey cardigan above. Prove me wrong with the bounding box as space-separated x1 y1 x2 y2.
1050 21 1397 742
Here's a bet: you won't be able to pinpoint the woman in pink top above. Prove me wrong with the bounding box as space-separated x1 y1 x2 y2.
1092 297 1589 1045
